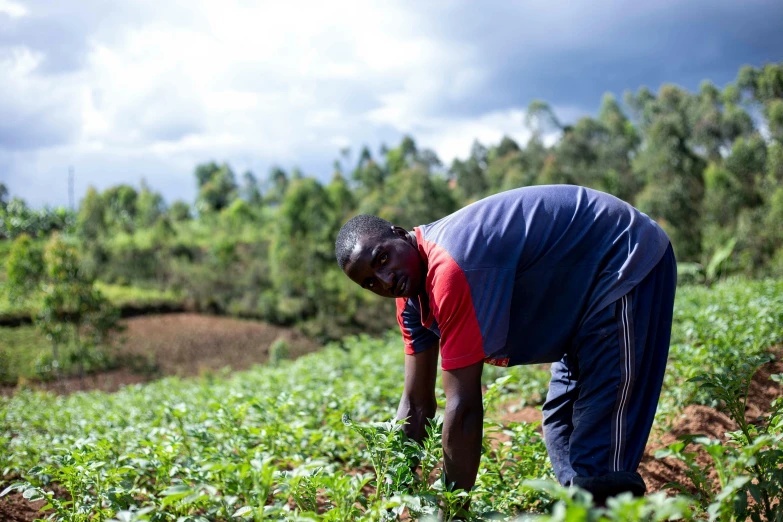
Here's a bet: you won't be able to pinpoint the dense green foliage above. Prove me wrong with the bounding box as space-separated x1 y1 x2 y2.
3 63 783 341
0 187 74 241
1 279 781 520
1 234 123 387
0 283 179 385
0 325 119 386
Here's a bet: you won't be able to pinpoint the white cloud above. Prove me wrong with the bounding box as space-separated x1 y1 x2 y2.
2 0 496 205
0 0 27 18
414 109 530 163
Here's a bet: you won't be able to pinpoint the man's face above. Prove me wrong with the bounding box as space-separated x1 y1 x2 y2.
343 226 424 299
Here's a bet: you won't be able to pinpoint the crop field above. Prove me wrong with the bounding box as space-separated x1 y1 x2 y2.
1 279 782 521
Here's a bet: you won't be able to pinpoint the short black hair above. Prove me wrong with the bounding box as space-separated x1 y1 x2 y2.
335 214 395 271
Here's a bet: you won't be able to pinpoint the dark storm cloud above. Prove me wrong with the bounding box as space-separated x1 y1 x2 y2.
410 0 783 118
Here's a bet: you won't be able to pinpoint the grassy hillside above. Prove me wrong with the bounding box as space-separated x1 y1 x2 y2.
0 282 184 321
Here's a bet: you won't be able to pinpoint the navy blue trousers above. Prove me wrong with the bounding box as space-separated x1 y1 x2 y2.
542 244 677 486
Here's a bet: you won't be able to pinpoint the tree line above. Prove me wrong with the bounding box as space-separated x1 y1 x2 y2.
3 62 783 341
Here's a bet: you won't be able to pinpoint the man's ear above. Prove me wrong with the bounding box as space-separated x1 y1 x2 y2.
391 225 409 240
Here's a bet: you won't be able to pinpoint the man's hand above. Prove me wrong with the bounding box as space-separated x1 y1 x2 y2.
442 359 483 495
395 341 439 443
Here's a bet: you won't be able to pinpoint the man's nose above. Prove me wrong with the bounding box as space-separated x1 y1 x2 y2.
378 271 395 291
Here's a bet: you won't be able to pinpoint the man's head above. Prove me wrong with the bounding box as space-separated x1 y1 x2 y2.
335 214 424 299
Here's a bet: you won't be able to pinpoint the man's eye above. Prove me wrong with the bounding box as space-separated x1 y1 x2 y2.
380 253 388 264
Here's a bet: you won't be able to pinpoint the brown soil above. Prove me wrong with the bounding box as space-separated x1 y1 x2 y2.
488 405 544 447
0 491 51 522
639 347 783 494
496 406 544 426
0 481 70 522
2 313 321 395
118 313 320 377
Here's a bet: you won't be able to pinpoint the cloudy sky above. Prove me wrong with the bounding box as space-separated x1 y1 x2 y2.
2 0 783 207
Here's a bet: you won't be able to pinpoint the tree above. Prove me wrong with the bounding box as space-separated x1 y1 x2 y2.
326 171 355 229
77 186 106 238
42 235 119 384
136 179 166 228
595 94 642 200
7 234 44 301
241 170 263 207
525 100 562 136
195 161 221 188
102 185 138 233
196 163 238 213
629 85 706 260
352 147 386 193
169 200 192 221
266 166 289 204
356 146 373 170
768 99 783 143
386 136 418 175
450 141 488 200
547 117 602 188
0 182 7 210
736 63 783 142
485 147 531 193
269 178 334 320
6 234 119 386
362 165 457 230
723 135 766 207
690 81 754 163
691 81 728 162
493 136 521 159
223 198 255 226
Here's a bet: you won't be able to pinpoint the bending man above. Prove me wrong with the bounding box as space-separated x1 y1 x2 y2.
334 185 676 504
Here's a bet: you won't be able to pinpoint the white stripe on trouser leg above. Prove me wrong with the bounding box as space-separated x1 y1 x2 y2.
614 295 632 472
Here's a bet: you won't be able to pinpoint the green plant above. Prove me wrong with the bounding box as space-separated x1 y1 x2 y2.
342 414 417 503
656 357 783 521
269 337 290 366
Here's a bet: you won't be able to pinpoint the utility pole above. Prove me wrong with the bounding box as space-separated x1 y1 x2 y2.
68 166 74 211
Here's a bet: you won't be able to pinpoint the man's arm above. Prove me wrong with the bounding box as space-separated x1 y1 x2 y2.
442 359 484 493
395 341 439 443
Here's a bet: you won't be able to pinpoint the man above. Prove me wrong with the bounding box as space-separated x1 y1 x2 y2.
334 185 676 504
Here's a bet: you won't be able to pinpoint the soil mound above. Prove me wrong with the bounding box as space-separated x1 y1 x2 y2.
119 313 320 377
639 348 782 494
2 313 321 395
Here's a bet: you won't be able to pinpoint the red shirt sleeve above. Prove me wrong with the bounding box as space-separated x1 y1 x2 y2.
397 297 440 355
396 298 416 355
425 241 486 370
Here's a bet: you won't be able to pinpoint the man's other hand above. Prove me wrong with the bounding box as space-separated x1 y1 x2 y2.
395 341 439 444
442 359 483 495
